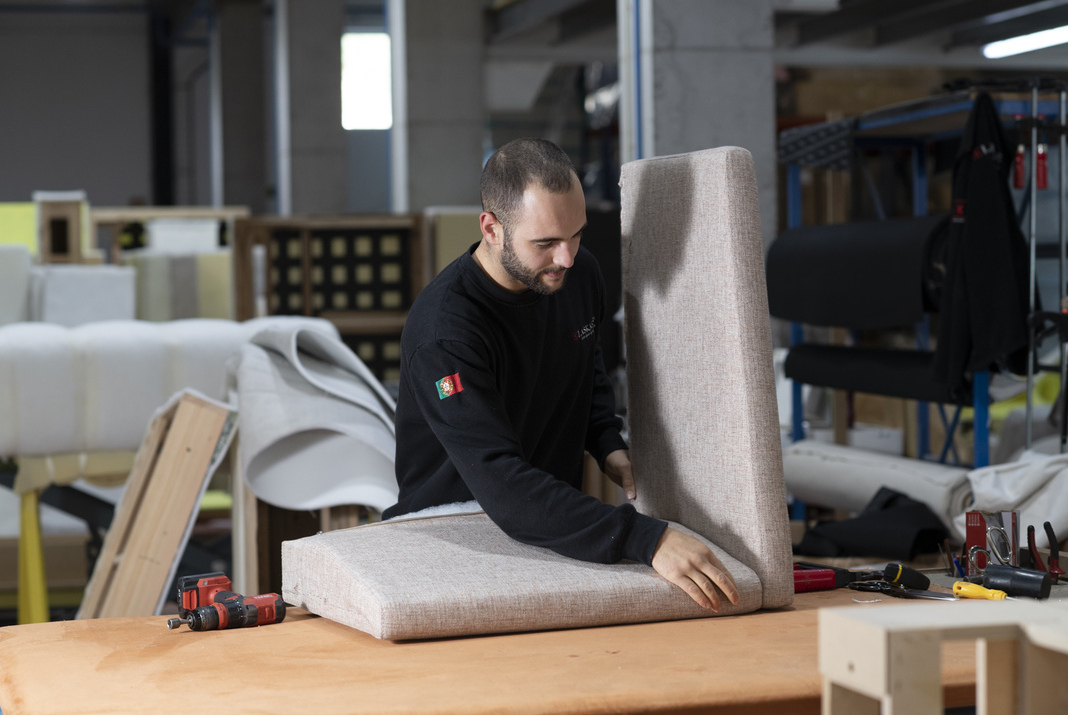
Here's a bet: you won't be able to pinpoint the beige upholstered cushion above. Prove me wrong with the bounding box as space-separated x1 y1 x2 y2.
621 146 794 609
282 512 762 640
281 145 792 639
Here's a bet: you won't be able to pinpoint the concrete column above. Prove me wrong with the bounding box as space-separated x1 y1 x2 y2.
619 0 777 247
217 0 267 214
401 0 485 212
280 0 347 214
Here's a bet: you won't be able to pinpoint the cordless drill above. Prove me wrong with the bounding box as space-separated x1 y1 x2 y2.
166 572 286 631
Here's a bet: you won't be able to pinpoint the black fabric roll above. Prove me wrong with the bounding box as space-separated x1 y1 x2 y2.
784 344 972 406
766 214 949 330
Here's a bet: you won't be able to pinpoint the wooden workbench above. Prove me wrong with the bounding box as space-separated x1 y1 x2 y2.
0 589 976 714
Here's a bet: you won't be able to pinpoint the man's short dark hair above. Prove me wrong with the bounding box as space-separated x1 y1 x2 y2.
480 138 577 234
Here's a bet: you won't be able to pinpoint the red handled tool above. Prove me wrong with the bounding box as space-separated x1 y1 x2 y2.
793 562 882 593
167 572 286 631
1044 522 1063 583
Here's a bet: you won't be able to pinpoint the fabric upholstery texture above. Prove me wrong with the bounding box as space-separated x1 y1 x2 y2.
282 512 762 640
621 146 794 609
282 145 793 638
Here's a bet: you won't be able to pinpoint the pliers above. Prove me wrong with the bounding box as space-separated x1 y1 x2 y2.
1027 521 1065 584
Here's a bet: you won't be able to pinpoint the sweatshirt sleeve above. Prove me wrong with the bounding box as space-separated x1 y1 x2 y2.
407 336 666 565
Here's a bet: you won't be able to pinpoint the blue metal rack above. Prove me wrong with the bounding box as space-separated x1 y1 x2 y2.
782 87 1068 472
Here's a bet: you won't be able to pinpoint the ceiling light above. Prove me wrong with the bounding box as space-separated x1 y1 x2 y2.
983 24 1068 59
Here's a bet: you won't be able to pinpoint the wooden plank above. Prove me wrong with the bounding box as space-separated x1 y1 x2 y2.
78 394 233 618
76 406 174 619
976 638 1018 715
232 218 256 321
0 589 977 715
320 310 407 334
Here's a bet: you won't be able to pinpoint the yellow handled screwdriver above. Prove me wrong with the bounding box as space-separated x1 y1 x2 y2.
953 581 1007 600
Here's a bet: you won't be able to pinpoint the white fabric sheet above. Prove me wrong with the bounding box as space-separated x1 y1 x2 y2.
235 323 398 512
783 440 973 533
952 452 1068 548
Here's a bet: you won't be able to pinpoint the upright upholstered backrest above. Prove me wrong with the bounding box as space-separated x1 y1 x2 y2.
621 146 793 609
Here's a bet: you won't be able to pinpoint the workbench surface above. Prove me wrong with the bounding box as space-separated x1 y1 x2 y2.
0 589 977 714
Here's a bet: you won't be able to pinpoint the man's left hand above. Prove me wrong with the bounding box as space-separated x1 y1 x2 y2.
603 449 636 500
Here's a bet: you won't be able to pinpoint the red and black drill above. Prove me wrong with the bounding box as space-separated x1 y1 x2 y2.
166 572 286 632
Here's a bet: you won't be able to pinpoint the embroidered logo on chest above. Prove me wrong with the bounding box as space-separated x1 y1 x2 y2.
571 317 596 341
435 373 463 399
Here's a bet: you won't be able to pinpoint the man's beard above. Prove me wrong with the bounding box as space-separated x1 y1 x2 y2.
500 233 567 295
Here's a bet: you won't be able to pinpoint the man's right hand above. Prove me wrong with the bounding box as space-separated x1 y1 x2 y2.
651 527 740 612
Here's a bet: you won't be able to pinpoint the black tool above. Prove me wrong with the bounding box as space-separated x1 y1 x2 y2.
882 563 930 590
982 564 1052 600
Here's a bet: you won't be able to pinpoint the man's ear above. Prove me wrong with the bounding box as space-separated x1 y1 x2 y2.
479 212 503 246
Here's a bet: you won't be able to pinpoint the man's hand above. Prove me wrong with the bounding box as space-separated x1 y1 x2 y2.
651 527 741 612
603 449 636 500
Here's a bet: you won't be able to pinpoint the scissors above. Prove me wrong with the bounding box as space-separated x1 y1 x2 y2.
969 525 1014 573
847 581 958 601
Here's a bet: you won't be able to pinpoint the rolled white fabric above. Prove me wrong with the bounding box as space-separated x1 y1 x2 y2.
783 440 973 533
235 323 399 512
952 453 1068 549
0 323 78 455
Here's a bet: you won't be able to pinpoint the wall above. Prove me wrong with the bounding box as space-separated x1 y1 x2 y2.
0 9 151 205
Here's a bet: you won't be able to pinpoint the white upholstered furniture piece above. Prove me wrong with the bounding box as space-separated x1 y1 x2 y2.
282 146 794 639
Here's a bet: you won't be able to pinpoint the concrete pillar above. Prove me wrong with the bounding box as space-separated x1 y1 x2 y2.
217 0 267 214
279 0 347 214
619 0 777 247
400 0 485 212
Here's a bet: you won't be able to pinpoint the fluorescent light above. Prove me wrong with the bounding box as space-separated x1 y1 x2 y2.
983 24 1068 59
341 33 393 130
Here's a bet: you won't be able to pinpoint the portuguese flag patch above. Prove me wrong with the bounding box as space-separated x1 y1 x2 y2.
435 373 463 400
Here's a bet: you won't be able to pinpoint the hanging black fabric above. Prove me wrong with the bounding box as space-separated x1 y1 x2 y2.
932 92 1032 397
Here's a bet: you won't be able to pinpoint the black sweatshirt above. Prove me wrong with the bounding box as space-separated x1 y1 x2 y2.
383 244 668 565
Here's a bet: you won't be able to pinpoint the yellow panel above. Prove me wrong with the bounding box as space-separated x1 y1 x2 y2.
382 291 402 309
311 266 323 284
383 341 401 360
358 342 374 361
384 367 401 382
381 263 401 282
0 203 38 255
333 292 349 309
357 292 374 309
356 264 373 283
355 236 373 256
433 212 480 274
287 238 302 258
332 237 347 257
380 234 400 255
332 265 347 284
270 293 280 311
313 293 324 310
288 293 303 310
288 266 302 285
311 238 323 257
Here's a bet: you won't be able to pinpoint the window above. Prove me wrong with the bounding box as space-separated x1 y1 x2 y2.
341 32 392 130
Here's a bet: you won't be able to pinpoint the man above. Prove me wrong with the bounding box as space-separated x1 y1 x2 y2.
383 138 738 611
